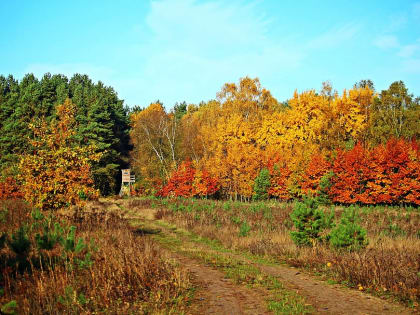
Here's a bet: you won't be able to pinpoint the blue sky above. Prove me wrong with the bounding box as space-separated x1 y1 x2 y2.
1 0 420 108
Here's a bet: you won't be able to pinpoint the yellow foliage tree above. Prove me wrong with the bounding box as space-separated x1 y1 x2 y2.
19 99 100 210
329 87 372 148
197 77 278 199
130 102 181 191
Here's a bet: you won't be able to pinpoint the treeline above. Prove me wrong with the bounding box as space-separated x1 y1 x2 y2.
0 73 418 206
130 77 420 205
0 73 131 195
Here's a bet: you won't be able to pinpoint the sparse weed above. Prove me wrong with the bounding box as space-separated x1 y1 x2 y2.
382 223 407 238
223 201 232 212
231 216 241 225
249 202 270 214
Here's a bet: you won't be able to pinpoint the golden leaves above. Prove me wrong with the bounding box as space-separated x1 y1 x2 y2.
132 78 381 201
18 99 100 210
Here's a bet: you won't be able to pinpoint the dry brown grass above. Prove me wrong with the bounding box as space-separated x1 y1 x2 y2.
151 198 420 305
0 199 192 314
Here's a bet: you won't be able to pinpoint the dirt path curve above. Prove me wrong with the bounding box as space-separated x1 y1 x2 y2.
167 252 271 315
257 264 408 315
122 204 415 315
173 235 411 315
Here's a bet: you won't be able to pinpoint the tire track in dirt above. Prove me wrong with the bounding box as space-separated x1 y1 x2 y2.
187 238 413 315
167 252 271 315
167 231 411 314
255 264 410 315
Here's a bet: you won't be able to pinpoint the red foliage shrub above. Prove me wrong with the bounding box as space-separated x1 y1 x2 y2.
329 139 420 205
380 138 419 205
158 139 419 205
157 161 219 198
193 169 219 197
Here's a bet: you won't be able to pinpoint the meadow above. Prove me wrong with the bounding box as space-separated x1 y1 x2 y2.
139 196 420 307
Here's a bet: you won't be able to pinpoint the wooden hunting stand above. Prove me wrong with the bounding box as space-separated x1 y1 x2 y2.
119 169 135 196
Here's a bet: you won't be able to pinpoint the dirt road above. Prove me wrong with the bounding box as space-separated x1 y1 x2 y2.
172 253 271 315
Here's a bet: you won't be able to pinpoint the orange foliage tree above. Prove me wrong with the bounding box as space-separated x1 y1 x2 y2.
130 77 419 205
262 153 292 200
18 99 100 210
0 177 23 200
301 153 332 196
362 139 419 204
329 143 370 204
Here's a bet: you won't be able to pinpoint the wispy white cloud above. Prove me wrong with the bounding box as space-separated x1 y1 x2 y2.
413 2 420 19
372 2 420 77
385 13 408 33
373 35 399 49
135 0 364 107
401 58 420 73
136 0 304 106
146 0 270 52
307 23 361 49
398 38 420 74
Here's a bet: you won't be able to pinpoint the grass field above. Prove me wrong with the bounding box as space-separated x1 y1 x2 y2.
135 196 420 308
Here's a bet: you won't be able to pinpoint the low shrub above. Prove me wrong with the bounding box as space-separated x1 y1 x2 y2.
0 202 93 276
290 197 334 247
239 221 251 237
329 206 368 251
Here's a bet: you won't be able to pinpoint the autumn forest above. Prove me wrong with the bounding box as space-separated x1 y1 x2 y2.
130 77 419 205
0 74 419 206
